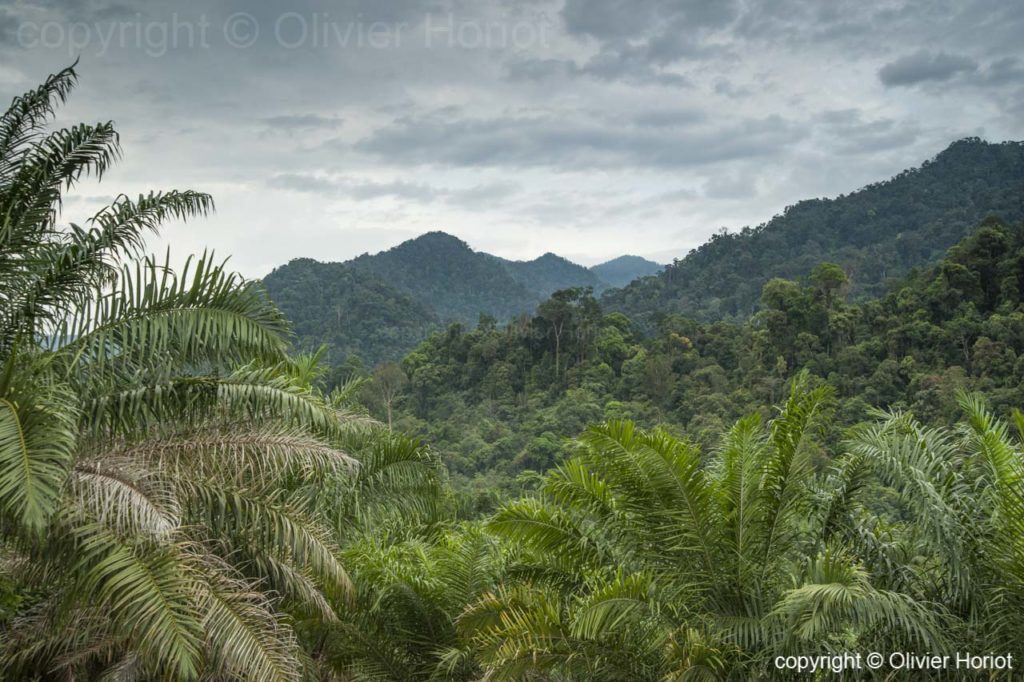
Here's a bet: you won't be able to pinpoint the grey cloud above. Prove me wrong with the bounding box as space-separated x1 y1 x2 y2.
63 194 118 205
653 188 700 203
733 0 876 46
973 57 1024 87
8 0 137 25
447 181 522 208
503 57 574 81
505 53 690 87
817 110 919 155
0 8 17 46
561 0 738 42
630 109 706 128
269 174 439 202
531 0 739 88
703 172 757 199
4 0 1024 274
262 114 344 131
579 47 691 86
355 113 801 170
878 50 978 87
267 174 338 195
267 173 520 208
713 78 753 98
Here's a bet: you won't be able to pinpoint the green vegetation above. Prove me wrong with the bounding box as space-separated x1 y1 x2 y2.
4 65 1024 680
261 257 437 366
470 394 1024 678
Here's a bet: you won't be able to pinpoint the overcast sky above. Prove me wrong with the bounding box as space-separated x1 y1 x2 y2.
2 0 1023 275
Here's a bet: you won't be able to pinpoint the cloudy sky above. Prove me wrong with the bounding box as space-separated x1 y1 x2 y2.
2 0 1023 275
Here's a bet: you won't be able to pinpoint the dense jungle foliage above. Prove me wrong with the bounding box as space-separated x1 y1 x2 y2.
380 217 1024 501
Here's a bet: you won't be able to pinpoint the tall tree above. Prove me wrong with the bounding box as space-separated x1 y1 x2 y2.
373 362 408 431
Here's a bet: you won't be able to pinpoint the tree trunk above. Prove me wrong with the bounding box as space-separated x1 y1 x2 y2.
553 322 564 376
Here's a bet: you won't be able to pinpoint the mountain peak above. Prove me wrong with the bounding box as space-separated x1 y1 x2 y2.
533 252 570 263
926 138 1024 170
402 231 471 250
590 255 663 288
594 255 662 268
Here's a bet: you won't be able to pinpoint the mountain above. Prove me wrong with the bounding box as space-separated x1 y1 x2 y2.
590 255 663 288
346 232 543 323
263 232 616 365
505 252 607 298
602 138 1024 326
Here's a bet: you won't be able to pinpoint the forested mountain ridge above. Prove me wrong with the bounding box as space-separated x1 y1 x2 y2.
603 138 1024 326
267 138 1023 366
264 231 621 364
346 231 541 322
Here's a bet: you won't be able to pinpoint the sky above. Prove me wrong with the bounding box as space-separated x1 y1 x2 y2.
2 0 1023 276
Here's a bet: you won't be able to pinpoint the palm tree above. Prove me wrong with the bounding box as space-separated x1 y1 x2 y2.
296 432 504 681
831 395 1024 660
468 374 953 680
0 64 363 679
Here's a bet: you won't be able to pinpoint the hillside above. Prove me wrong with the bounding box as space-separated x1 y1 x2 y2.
602 138 1024 326
261 259 436 366
265 139 1024 366
590 255 663 287
263 232 619 364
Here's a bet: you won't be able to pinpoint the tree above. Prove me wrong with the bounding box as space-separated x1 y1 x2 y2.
0 64 363 680
537 287 595 378
809 262 847 310
536 289 575 377
374 362 408 431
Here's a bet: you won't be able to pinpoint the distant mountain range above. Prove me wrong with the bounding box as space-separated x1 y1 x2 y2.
262 232 661 365
266 137 1024 366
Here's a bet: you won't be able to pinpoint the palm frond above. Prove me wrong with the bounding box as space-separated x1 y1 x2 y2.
771 546 948 653
196 556 303 682
69 523 204 679
185 482 353 600
489 497 605 570
70 459 179 538
57 252 289 374
4 122 120 243
0 371 77 532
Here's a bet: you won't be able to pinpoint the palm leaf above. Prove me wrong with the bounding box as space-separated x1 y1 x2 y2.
0 374 77 531
68 523 204 679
